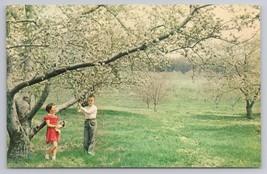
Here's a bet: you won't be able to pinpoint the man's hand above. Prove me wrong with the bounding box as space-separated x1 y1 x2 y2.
77 103 82 112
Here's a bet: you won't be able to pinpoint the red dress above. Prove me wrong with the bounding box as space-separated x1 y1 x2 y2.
44 114 60 143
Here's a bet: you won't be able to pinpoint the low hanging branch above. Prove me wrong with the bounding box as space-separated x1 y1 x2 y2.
29 87 93 139
27 83 51 120
29 97 80 139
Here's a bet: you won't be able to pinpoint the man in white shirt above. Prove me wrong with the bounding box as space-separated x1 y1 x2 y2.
78 94 98 156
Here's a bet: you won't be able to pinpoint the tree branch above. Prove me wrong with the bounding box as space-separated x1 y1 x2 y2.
27 83 51 120
9 4 212 99
9 62 95 97
6 19 38 26
6 44 49 50
102 5 129 31
81 5 104 16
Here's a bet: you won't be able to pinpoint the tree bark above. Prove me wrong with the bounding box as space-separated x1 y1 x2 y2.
153 103 157 112
7 92 31 160
246 100 254 119
7 83 50 159
8 133 30 160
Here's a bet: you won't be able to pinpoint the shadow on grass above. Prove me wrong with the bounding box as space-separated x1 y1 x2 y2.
52 108 146 119
98 109 145 118
190 113 260 121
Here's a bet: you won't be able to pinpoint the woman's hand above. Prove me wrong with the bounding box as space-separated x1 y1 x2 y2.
56 124 62 129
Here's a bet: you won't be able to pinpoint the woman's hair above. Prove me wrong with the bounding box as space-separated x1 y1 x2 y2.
45 103 55 113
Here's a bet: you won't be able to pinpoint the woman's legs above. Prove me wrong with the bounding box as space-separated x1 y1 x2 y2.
52 141 58 159
45 141 58 160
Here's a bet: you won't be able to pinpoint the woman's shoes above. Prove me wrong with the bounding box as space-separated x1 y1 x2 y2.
45 154 49 160
45 154 56 160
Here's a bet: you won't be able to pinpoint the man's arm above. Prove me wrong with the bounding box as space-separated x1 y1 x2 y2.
79 103 96 114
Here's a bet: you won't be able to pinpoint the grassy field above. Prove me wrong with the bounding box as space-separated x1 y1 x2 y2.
7 72 261 168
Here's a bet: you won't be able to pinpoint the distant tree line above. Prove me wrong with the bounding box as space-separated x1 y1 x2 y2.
155 57 192 73
156 57 226 74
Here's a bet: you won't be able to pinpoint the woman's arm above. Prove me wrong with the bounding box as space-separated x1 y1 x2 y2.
45 120 57 128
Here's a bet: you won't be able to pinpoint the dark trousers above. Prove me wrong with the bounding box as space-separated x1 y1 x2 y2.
84 119 97 153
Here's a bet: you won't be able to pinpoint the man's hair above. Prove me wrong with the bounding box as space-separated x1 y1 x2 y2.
88 94 95 99
45 103 55 113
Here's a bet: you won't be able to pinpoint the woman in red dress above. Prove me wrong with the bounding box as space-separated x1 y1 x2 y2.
44 103 62 160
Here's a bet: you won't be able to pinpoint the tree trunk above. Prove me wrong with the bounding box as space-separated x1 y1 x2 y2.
246 100 254 119
146 101 150 108
7 131 30 160
7 115 32 160
7 87 49 160
7 93 31 160
154 103 157 112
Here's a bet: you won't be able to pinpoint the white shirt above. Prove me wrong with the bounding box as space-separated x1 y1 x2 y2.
80 105 97 120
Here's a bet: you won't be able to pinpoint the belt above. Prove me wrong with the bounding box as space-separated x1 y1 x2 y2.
85 118 96 121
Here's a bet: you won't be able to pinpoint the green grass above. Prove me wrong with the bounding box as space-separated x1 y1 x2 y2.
7 72 261 168
8 108 260 168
